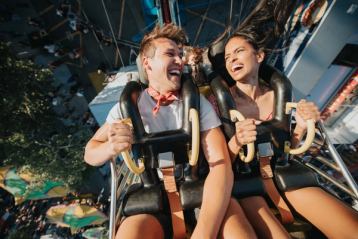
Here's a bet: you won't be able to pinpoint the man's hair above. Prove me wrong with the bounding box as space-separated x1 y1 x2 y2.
139 23 187 58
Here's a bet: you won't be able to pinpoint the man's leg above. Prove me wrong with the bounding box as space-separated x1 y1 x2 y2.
239 196 290 239
219 198 258 239
116 214 165 239
285 187 358 239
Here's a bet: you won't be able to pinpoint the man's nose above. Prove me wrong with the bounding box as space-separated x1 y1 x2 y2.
174 55 183 66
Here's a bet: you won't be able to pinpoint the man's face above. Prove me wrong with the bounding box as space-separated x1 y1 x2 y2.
224 36 264 83
143 38 183 93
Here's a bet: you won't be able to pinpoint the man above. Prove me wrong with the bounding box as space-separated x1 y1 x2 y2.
84 24 254 239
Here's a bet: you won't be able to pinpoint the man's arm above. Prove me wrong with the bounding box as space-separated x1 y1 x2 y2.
191 127 233 239
84 121 132 166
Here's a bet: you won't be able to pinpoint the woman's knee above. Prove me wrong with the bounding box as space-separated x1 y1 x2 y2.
240 196 267 208
116 214 164 239
285 187 358 239
239 196 290 239
220 198 257 239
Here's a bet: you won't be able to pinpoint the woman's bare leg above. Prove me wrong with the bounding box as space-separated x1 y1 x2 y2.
239 196 290 239
285 187 358 239
219 198 257 239
115 214 164 239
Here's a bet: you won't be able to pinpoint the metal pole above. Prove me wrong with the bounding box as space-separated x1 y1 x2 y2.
101 0 124 66
318 120 358 198
193 4 210 45
305 162 357 200
109 158 118 239
185 9 225 27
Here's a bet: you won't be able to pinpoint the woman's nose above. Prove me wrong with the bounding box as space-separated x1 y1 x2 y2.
229 56 237 64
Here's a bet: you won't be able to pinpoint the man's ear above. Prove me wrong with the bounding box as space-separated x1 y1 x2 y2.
256 50 265 63
142 56 152 74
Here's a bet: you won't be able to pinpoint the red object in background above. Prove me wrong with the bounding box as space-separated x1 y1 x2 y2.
160 0 172 24
322 71 358 120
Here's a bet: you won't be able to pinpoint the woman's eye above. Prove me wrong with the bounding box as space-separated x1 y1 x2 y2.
235 49 243 54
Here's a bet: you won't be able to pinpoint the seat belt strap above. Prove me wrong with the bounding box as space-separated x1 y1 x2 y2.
162 167 186 239
259 156 294 224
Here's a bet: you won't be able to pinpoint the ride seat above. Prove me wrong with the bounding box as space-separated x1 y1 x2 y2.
118 55 206 222
207 36 319 198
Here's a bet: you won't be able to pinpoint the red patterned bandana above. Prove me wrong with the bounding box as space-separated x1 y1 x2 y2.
146 87 179 116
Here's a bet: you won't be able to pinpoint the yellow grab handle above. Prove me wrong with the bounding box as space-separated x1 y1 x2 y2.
117 118 144 174
121 151 145 174
189 108 200 166
229 110 255 163
285 102 315 155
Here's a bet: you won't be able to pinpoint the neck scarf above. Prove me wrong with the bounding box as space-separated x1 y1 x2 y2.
146 87 179 116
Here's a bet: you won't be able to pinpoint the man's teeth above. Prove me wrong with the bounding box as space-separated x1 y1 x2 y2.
169 70 180 76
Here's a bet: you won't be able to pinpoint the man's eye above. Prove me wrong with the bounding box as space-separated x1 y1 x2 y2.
166 52 174 57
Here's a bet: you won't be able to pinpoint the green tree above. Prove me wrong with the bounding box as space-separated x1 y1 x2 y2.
0 42 93 189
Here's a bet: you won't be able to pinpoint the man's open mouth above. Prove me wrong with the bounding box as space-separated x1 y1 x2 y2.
168 69 181 77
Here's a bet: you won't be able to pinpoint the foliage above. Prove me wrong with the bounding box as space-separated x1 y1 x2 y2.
0 42 93 189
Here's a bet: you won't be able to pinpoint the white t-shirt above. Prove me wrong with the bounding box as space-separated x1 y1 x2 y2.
106 90 221 133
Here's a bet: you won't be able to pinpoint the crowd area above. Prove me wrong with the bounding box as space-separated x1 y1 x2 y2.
0 188 109 239
0 2 109 238
0 70 104 238
49 75 97 131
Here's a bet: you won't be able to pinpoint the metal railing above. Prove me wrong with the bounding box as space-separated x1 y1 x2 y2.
108 158 140 239
298 120 358 201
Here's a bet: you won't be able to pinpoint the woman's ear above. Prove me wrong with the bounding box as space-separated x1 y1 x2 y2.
256 50 265 63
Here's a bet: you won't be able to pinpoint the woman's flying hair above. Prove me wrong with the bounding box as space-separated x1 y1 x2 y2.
232 0 298 51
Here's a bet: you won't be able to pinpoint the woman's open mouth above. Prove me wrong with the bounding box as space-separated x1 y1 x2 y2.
231 64 243 73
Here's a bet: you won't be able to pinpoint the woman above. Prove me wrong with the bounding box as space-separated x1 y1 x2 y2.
222 29 358 239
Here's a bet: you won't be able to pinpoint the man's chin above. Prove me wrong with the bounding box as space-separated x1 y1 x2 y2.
172 84 181 92
168 78 181 89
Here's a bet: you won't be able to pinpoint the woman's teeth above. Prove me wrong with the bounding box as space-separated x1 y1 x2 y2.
231 64 243 72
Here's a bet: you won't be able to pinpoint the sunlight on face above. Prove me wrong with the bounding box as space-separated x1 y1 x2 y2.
145 38 183 93
224 37 264 83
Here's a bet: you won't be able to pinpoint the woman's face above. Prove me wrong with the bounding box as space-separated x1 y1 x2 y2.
224 36 264 82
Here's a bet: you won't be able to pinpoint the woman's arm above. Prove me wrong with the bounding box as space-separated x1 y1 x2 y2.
291 100 320 148
228 119 258 161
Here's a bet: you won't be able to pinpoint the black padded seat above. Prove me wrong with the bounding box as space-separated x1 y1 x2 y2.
119 59 207 217
122 184 164 216
275 159 319 192
179 180 204 210
232 177 265 199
